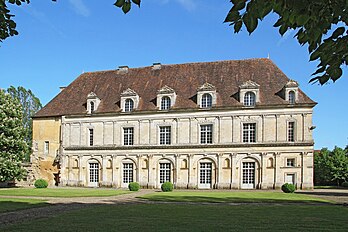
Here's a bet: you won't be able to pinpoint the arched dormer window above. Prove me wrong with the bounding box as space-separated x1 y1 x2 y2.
201 93 212 108
161 96 171 110
244 91 256 106
289 91 295 104
125 99 134 112
86 92 100 114
90 102 95 112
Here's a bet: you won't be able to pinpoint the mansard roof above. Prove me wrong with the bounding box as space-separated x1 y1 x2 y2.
34 58 316 117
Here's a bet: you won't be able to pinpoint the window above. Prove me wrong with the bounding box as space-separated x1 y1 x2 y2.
159 126 171 145
288 121 295 142
123 127 134 145
289 91 295 104
161 96 171 110
286 158 295 167
244 92 256 106
200 124 213 144
89 129 94 146
243 123 256 143
286 173 295 184
123 163 133 183
159 163 171 183
201 93 212 108
44 141 49 154
90 101 95 112
125 99 134 112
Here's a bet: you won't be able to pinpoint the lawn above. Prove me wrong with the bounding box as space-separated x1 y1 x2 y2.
0 188 129 198
140 191 332 203
0 198 48 213
3 204 347 231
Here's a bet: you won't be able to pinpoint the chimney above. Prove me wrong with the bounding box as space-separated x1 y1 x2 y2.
118 66 129 74
59 87 66 92
152 62 161 70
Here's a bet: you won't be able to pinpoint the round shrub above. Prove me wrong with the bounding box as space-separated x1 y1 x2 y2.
128 182 140 191
161 182 174 192
342 182 348 188
281 183 296 193
34 179 48 188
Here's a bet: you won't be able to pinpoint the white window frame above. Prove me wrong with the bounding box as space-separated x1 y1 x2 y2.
243 123 256 143
244 91 256 106
286 158 296 167
160 96 171 110
289 91 296 104
123 127 134 145
200 124 213 144
89 129 94 146
44 141 49 154
159 126 171 145
201 93 213 108
288 121 295 142
123 162 134 184
159 162 171 184
124 98 134 112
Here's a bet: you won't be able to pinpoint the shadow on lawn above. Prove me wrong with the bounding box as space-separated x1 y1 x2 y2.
297 191 348 197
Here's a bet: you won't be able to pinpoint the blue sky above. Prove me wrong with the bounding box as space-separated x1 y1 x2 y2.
0 0 347 149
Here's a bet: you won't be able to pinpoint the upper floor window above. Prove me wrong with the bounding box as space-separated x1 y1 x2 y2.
244 92 256 106
161 96 171 110
289 91 295 104
159 126 171 145
123 127 134 145
90 102 95 112
89 129 94 146
44 141 49 154
288 121 295 142
286 158 295 167
125 99 134 112
243 123 256 143
201 93 213 108
200 124 213 144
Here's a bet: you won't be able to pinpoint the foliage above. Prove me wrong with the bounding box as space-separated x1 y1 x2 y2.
342 182 348 188
128 182 140 191
6 86 42 160
34 179 48 188
161 182 173 192
0 89 28 182
314 147 348 186
281 183 296 193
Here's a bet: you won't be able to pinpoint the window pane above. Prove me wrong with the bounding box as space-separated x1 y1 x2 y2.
288 121 295 142
161 97 171 110
89 129 94 146
200 124 213 144
159 126 171 145
124 127 134 145
125 99 134 112
289 91 295 104
123 163 133 183
244 92 256 106
243 123 256 143
201 94 212 108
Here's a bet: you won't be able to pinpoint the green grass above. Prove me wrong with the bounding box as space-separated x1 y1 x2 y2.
0 188 129 198
314 186 348 189
140 191 332 203
0 198 48 213
3 204 348 231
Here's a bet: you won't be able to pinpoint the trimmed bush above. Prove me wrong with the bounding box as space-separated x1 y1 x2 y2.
342 182 348 188
161 182 174 192
128 182 140 191
34 179 48 188
281 183 296 193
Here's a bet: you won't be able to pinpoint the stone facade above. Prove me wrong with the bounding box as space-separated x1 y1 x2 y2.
31 59 316 189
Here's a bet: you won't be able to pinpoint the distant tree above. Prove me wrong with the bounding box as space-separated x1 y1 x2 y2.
6 86 42 156
314 148 332 186
329 147 348 186
0 89 29 182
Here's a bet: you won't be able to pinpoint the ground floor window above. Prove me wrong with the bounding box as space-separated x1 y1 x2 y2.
199 163 212 188
89 163 99 183
285 173 295 184
242 162 255 188
159 163 171 184
123 163 133 183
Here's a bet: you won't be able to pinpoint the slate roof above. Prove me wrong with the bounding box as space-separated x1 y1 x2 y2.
34 58 316 117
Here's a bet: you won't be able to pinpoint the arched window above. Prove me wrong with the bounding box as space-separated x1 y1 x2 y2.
244 92 256 106
289 91 295 104
201 93 212 108
161 96 171 110
125 99 134 112
90 102 95 112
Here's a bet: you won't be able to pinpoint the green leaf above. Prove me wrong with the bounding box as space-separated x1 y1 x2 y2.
311 66 326 76
243 14 258 34
224 11 240 23
296 15 309 25
122 2 131 14
132 0 141 7
233 21 243 32
327 66 342 81
309 50 321 61
114 0 125 8
318 74 330 85
279 25 287 35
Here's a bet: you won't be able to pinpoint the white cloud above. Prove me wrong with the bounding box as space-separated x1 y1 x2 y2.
69 0 90 17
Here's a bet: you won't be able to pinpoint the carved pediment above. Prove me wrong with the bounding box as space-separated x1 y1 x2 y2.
239 80 260 89
198 82 216 91
121 88 137 97
87 92 98 99
285 80 299 88
158 85 175 94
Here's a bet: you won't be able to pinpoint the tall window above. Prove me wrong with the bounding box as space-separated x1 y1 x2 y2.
160 163 171 183
44 141 49 154
123 163 133 183
243 123 256 143
244 92 256 106
288 121 295 142
289 91 295 104
200 124 213 144
161 96 171 110
159 126 171 145
201 93 212 108
90 101 95 112
89 129 94 146
123 127 134 145
125 99 134 112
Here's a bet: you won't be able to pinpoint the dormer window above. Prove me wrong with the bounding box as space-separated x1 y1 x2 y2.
120 88 139 112
125 99 134 112
90 102 95 112
157 86 176 110
86 92 100 114
244 92 256 106
289 91 295 104
161 96 171 110
197 82 216 108
283 80 299 104
201 93 212 108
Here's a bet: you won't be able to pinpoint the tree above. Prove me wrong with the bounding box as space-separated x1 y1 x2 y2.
329 147 348 186
1 0 347 84
0 89 29 182
6 86 42 157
